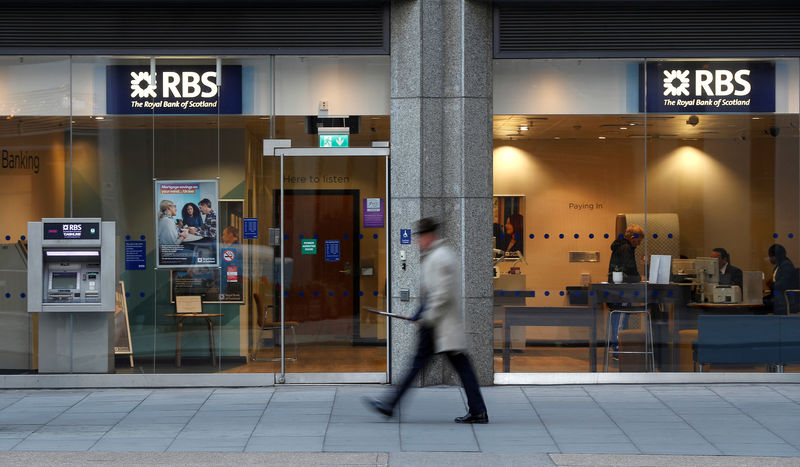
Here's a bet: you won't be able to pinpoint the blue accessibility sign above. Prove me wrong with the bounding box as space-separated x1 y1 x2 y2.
400 229 411 245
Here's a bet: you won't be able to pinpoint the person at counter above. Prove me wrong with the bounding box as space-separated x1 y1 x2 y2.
608 224 643 283
766 243 797 315
606 224 643 357
712 247 742 289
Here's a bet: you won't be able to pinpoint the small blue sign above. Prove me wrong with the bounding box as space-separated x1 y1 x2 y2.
243 218 258 239
400 229 411 245
325 240 340 262
125 241 146 270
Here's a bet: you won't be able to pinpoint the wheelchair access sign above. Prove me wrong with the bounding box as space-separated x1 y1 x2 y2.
400 229 411 245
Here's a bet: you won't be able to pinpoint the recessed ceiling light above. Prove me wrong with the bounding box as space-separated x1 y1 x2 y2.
520 125 528 131
629 123 637 126
94 116 105 120
598 136 606 140
752 117 761 120
554 137 560 140
619 127 628 130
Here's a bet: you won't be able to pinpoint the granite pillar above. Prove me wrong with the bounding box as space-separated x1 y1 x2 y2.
390 0 493 386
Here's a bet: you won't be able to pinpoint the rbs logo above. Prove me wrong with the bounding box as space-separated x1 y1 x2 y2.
63 224 82 232
663 69 751 97
130 71 218 99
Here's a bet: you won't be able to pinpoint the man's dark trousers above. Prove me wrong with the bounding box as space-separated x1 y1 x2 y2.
388 326 486 415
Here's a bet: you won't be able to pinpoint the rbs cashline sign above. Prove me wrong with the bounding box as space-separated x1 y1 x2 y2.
643 62 775 113
106 65 242 115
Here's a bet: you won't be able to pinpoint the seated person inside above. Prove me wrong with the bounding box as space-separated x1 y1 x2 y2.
711 247 742 289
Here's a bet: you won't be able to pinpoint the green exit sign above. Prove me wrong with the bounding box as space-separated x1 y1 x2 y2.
301 239 317 255
319 134 349 148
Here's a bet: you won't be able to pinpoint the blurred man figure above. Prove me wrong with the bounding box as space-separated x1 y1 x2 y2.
367 217 487 424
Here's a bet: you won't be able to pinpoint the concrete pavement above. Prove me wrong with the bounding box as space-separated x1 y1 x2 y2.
0 383 795 465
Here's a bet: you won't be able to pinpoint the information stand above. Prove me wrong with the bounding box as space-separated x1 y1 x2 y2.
114 281 133 368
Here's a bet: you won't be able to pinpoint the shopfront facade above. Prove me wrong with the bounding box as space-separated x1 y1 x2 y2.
491 1 800 383
1 1 800 387
0 2 399 385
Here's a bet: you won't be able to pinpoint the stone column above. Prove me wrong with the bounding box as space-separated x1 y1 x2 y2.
389 0 493 386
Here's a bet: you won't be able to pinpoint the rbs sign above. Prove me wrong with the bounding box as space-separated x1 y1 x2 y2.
643 62 775 113
107 65 242 115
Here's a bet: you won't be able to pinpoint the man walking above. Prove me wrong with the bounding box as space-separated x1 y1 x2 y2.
368 217 488 424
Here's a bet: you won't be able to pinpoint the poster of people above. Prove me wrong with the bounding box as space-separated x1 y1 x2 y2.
170 199 244 303
493 195 525 256
155 180 219 268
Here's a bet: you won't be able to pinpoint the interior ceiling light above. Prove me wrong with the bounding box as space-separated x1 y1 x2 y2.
752 117 761 120
619 127 628 130
598 136 606 140
94 116 105 120
520 125 528 131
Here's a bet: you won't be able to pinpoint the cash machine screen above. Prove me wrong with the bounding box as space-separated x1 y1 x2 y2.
51 272 78 290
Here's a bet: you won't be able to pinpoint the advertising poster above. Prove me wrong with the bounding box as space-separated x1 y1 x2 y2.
170 199 244 303
155 179 219 268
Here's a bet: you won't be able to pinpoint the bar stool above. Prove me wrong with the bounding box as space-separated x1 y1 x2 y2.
604 308 655 372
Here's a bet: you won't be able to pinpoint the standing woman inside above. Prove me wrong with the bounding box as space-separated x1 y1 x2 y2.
766 243 796 315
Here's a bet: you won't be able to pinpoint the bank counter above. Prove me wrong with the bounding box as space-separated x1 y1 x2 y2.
497 282 773 373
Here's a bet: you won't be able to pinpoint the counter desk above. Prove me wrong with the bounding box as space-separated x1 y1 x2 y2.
589 282 691 371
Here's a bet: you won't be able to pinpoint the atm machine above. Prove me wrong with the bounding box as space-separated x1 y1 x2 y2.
27 218 116 373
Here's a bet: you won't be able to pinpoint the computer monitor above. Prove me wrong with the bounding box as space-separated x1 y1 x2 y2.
695 257 720 284
671 258 696 275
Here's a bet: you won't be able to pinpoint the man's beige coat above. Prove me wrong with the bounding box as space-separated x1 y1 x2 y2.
418 239 467 353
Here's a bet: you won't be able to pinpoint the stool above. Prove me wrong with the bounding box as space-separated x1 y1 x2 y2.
493 319 504 353
604 309 654 372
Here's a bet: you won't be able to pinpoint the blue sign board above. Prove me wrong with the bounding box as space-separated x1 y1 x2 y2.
106 65 242 115
642 61 775 113
325 240 340 262
125 241 146 270
243 218 258 239
400 229 411 245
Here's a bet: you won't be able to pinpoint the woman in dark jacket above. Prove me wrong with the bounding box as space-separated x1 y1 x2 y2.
766 243 797 315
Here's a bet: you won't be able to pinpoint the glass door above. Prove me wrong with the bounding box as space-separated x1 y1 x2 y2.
252 145 389 381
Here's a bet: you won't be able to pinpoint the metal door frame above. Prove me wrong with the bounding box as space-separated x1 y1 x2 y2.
264 139 390 384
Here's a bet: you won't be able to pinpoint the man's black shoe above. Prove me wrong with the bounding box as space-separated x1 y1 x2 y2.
454 412 488 424
364 398 393 417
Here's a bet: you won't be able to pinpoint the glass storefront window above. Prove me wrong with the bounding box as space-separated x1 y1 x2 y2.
493 58 800 374
0 54 390 378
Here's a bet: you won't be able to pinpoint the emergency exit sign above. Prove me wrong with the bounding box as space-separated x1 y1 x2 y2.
319 134 349 148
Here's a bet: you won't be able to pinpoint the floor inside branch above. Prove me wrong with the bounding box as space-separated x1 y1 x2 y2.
114 344 798 374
